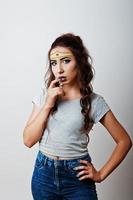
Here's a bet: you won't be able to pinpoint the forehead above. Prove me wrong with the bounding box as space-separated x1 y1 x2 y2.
50 46 73 60
50 46 72 54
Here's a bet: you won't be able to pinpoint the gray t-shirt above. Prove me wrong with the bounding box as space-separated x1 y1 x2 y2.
32 87 110 158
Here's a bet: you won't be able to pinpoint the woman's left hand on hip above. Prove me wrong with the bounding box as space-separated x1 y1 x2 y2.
73 159 102 183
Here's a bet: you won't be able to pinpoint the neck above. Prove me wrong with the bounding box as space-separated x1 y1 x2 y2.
61 82 81 99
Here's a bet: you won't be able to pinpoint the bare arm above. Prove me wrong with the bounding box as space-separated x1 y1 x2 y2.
23 78 65 148
75 110 132 182
99 110 132 181
23 104 52 148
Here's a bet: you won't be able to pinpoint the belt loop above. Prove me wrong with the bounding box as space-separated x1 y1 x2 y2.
54 160 58 167
64 160 66 167
44 157 47 166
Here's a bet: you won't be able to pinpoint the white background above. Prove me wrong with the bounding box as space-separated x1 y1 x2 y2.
0 0 132 199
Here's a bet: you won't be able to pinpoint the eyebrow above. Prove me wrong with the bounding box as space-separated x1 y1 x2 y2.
50 56 72 62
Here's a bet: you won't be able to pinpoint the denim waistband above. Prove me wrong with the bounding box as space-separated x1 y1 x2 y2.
36 150 92 167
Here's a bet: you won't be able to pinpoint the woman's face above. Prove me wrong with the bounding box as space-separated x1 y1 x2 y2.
50 46 79 86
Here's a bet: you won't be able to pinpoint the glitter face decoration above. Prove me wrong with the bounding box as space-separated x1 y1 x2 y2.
50 51 73 60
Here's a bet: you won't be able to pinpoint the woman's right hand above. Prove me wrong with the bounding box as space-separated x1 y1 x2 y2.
45 79 65 108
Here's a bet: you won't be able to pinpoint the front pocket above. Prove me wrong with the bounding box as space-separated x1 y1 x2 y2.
34 154 44 169
66 156 92 177
65 161 80 176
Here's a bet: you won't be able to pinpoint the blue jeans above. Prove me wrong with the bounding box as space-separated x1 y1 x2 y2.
31 151 98 200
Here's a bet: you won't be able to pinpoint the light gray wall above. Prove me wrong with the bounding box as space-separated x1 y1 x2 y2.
0 0 132 199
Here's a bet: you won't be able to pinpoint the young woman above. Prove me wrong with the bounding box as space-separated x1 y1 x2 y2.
23 33 132 200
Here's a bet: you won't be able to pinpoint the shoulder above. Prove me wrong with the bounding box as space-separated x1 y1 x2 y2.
89 92 111 124
90 92 105 105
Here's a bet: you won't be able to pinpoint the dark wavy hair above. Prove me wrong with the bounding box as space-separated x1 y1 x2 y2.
43 33 95 135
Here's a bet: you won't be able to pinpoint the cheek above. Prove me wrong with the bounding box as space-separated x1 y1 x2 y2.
67 62 78 73
69 66 78 76
51 67 56 75
67 69 78 81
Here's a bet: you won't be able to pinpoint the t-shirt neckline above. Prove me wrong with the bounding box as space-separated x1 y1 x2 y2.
60 97 81 102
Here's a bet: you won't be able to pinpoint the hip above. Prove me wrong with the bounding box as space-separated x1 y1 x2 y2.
31 150 98 199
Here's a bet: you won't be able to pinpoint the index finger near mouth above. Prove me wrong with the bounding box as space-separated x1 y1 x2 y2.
49 79 59 88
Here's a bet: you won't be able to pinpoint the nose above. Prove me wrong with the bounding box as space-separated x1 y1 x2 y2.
57 62 64 73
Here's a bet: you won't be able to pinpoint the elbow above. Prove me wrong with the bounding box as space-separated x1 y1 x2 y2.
121 136 133 151
23 127 35 148
23 134 34 148
23 137 33 148
117 134 133 153
23 139 33 148
128 137 133 150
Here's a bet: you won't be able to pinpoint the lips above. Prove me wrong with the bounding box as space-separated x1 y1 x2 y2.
58 76 66 79
58 76 66 82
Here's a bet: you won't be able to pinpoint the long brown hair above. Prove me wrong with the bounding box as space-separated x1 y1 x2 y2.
43 33 95 134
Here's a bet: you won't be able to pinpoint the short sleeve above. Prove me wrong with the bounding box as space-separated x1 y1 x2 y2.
90 93 110 124
32 87 47 107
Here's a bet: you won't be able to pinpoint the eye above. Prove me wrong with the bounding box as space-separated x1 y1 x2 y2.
63 59 71 64
50 61 57 66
